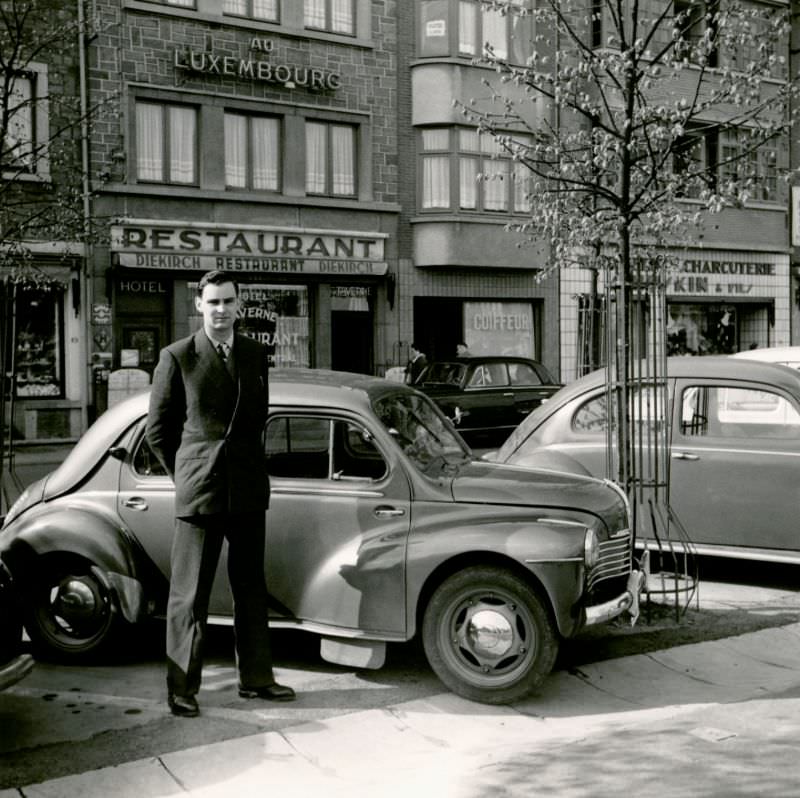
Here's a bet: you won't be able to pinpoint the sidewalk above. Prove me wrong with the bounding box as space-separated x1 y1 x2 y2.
5 600 800 797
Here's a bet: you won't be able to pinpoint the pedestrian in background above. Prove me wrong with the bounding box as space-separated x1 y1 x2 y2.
456 342 472 357
146 269 295 718
406 343 428 384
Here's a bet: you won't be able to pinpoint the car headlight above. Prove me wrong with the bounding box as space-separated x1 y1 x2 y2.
584 528 600 569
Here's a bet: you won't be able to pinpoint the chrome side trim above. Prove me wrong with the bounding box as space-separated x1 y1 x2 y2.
524 556 583 564
272 486 384 498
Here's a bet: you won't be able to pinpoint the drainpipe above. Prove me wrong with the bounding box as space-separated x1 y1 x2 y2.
77 0 91 433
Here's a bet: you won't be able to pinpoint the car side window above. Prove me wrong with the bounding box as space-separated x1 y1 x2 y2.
467 363 508 387
132 435 168 477
680 385 800 439
573 386 664 435
573 394 611 433
509 362 542 386
265 416 387 480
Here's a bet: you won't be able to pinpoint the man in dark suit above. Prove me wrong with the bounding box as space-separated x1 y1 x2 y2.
146 270 295 718
405 343 427 385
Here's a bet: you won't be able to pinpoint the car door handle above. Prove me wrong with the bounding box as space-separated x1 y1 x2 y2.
122 497 149 511
373 506 405 518
671 452 700 461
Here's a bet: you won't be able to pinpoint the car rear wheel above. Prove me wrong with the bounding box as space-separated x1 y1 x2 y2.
24 556 118 661
422 566 558 705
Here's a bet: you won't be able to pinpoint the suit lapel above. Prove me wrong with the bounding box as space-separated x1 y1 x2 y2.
195 329 237 386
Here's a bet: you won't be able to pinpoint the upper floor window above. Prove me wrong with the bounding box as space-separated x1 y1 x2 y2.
143 0 195 6
719 128 780 203
421 127 532 213
225 113 280 191
135 102 197 184
304 0 355 35
460 0 532 62
1 73 34 172
223 0 278 20
674 0 718 67
305 121 356 197
672 127 715 198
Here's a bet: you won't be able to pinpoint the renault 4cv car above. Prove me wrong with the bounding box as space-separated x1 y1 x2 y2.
0 370 644 705
493 357 800 565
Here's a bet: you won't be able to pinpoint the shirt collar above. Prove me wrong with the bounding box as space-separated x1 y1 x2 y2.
206 332 234 353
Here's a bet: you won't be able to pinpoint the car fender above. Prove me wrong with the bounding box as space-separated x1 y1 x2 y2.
407 513 589 639
0 506 151 624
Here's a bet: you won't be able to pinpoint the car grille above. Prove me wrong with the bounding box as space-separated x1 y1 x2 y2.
587 531 632 590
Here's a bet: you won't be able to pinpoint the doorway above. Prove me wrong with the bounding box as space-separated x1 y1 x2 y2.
331 310 373 374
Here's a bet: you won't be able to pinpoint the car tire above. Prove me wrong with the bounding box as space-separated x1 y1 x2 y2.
24 555 119 661
422 566 558 705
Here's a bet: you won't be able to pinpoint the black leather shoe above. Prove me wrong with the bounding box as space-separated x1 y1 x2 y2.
238 682 296 702
168 694 199 717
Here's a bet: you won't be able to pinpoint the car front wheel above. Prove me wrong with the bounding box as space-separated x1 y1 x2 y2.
24 556 118 661
422 566 558 705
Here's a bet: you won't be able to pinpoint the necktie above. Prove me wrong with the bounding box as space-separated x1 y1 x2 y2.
217 343 228 361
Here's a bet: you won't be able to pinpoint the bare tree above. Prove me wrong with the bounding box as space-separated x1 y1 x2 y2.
457 0 796 496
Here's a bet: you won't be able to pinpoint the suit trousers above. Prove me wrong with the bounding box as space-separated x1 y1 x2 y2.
166 512 274 698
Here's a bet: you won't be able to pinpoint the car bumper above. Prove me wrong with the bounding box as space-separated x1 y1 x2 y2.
584 552 648 627
0 652 34 692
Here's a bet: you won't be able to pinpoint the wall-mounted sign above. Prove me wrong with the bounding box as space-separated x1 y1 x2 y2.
173 46 341 90
112 222 389 277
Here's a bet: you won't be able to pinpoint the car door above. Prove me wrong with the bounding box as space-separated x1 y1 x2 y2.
668 378 800 553
507 360 559 421
459 362 515 434
263 411 412 635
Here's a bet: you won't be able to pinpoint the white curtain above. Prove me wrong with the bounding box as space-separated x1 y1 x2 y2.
253 0 278 18
305 121 326 193
252 117 279 190
136 103 163 181
225 113 247 187
304 0 325 28
5 76 33 168
331 0 354 33
223 0 247 13
484 159 509 211
169 106 196 183
459 1 476 55
483 6 507 59
331 124 354 195
459 158 478 209
423 156 450 208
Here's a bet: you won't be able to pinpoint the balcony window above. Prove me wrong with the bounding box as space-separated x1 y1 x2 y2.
457 0 531 62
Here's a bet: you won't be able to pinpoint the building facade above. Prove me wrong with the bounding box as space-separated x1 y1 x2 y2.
86 0 401 415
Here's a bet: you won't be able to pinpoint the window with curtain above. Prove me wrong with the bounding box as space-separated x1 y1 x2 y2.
141 0 195 6
223 0 278 20
719 128 782 204
305 121 356 197
304 0 355 35
458 0 532 62
1 73 34 172
422 127 531 213
224 113 280 191
135 102 197 184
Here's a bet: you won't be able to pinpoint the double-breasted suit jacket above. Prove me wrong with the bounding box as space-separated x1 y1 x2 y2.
147 329 270 517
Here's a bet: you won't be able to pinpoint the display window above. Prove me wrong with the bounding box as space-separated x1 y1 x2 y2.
667 303 737 356
9 284 64 398
463 301 535 357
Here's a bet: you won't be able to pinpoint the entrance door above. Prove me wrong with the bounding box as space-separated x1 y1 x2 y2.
331 310 373 374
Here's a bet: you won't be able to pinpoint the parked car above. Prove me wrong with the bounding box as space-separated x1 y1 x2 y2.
491 357 800 564
0 560 34 691
731 346 800 370
412 356 561 446
0 369 644 705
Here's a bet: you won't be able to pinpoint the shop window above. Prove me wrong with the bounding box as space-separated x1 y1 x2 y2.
1 63 50 179
667 303 737 356
10 284 64 398
135 102 197 185
188 282 310 368
223 0 278 20
305 121 356 197
304 0 355 35
421 127 532 214
462 301 535 357
224 113 280 191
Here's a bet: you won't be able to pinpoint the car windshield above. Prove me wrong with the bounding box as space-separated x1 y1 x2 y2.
418 362 465 386
373 392 470 475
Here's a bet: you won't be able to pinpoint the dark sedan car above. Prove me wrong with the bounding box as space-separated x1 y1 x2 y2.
413 356 561 446
0 369 643 705
493 357 800 564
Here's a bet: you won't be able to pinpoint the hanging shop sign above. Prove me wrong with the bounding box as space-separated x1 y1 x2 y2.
173 38 341 91
111 222 388 277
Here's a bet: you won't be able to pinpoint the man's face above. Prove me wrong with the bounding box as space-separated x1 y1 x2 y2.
196 281 239 339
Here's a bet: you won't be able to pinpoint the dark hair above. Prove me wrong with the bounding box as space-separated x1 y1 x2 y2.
197 270 238 297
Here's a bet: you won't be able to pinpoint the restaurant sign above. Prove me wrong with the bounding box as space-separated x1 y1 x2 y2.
112 222 388 277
